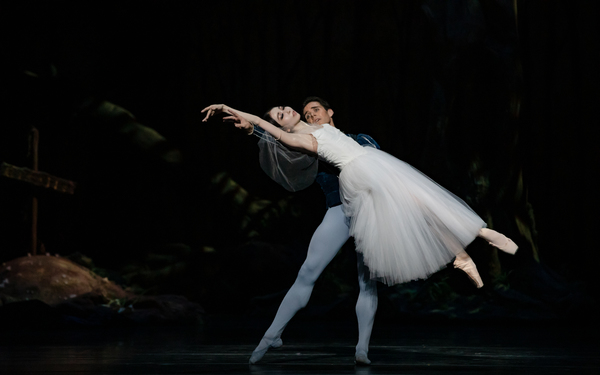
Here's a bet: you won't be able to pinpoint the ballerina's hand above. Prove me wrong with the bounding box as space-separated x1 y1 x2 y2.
223 109 253 132
201 104 231 122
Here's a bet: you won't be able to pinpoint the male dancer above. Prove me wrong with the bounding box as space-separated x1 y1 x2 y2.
245 97 379 366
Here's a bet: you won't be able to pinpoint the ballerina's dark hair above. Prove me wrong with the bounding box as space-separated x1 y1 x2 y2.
263 107 282 127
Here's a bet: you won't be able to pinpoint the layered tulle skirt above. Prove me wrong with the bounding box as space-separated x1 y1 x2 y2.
339 148 486 285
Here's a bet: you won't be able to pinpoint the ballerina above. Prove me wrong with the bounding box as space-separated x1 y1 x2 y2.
202 103 518 361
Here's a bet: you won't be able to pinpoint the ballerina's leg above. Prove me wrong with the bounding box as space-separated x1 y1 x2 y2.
453 251 484 288
478 228 518 254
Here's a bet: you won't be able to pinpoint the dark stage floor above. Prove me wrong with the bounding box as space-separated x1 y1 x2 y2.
1 316 598 374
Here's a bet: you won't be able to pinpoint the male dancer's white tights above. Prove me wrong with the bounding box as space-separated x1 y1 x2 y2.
255 205 378 355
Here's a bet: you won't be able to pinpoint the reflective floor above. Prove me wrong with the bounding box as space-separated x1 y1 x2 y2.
1 316 598 374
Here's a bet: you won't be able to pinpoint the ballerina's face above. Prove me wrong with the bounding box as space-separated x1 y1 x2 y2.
269 106 301 131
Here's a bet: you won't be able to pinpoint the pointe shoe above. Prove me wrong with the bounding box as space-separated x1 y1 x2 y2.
454 257 484 288
355 350 371 366
479 228 518 255
248 337 282 364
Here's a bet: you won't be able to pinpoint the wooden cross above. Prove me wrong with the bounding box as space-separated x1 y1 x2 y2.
0 127 76 255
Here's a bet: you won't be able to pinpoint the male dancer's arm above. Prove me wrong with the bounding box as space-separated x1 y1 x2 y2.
350 133 380 150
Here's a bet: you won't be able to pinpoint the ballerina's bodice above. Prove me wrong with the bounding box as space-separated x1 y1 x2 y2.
311 124 368 169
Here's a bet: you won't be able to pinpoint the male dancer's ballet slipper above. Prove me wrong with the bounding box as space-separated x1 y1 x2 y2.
248 337 283 364
270 338 283 349
454 256 484 288
479 228 518 254
355 350 371 366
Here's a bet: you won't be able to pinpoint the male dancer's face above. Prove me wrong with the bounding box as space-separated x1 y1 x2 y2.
303 101 334 126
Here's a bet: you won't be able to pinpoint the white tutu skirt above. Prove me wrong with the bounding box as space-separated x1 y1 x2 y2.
339 148 486 285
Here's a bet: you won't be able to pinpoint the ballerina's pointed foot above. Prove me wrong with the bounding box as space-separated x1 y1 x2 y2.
454 256 484 288
355 350 371 366
248 337 283 364
479 228 518 254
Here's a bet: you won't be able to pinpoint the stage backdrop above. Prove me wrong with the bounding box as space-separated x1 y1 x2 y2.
1 0 598 318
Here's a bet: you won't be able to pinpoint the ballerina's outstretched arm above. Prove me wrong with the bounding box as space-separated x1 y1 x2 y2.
201 104 317 153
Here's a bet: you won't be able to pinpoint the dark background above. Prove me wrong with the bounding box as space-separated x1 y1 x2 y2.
1 0 598 320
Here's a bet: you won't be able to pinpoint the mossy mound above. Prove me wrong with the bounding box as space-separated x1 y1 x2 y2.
0 255 130 306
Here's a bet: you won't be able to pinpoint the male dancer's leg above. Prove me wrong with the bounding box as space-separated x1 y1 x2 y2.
249 205 350 363
354 252 378 365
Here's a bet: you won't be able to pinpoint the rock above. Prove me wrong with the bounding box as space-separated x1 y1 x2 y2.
0 256 204 327
0 255 130 306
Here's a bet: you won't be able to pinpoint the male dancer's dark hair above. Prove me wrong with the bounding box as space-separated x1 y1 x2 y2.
302 96 331 111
